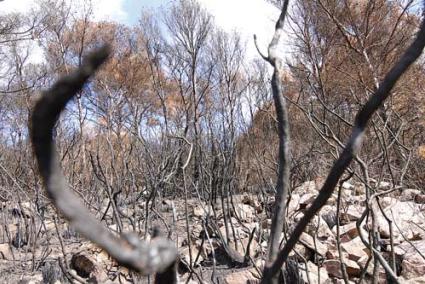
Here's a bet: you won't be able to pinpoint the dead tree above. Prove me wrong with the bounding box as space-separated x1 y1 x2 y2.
259 0 425 283
30 45 178 283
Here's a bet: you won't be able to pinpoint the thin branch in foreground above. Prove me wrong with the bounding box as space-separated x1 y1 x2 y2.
259 1 291 283
30 45 178 280
264 10 425 280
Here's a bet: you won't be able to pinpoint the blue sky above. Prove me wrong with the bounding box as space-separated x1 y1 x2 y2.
0 0 285 61
95 0 282 58
122 0 165 25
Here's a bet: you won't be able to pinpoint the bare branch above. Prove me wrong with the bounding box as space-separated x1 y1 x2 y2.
253 34 269 62
260 1 291 283
30 45 178 277
265 10 425 279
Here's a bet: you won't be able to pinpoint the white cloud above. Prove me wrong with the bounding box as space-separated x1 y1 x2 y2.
0 0 37 14
90 0 128 22
27 41 45 65
197 0 281 58
0 0 128 22
0 0 128 64
1 0 288 62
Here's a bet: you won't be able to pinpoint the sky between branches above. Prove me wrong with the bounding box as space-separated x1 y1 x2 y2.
0 0 282 61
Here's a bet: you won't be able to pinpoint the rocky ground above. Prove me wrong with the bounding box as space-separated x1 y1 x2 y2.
1 180 425 283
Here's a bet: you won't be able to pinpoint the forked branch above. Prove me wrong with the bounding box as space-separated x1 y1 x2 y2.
30 45 178 280
263 5 425 281
259 1 291 283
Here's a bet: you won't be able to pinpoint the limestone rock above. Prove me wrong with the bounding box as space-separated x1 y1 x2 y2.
295 180 319 195
241 194 262 212
399 276 425 283
0 243 13 260
375 201 425 240
341 237 369 261
180 245 204 266
228 237 259 259
342 182 354 190
379 197 398 208
300 261 329 284
378 181 391 189
334 223 359 241
340 205 363 224
224 269 260 284
290 243 313 261
193 205 207 218
401 252 425 279
323 259 361 278
299 232 327 256
299 193 317 210
400 189 421 202
17 274 43 284
287 193 301 214
305 216 334 241
395 240 425 257
232 204 255 222
357 255 386 280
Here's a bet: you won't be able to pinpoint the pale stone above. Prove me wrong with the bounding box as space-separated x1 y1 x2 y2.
399 276 425 283
395 240 425 256
180 245 204 266
378 181 391 189
44 220 56 231
290 243 313 261
380 197 398 208
400 189 421 202
323 259 344 278
340 205 363 224
401 252 425 279
341 237 369 261
299 193 317 209
300 261 329 284
375 201 425 241
287 193 301 214
18 274 43 284
357 255 386 279
224 269 260 284
0 243 13 260
342 182 354 190
299 232 328 256
241 194 262 212
333 222 359 241
193 205 205 217
228 237 259 258
232 204 255 222
323 259 361 278
305 216 334 241
295 181 318 195
218 225 249 241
